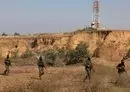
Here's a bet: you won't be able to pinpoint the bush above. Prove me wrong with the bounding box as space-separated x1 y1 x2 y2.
38 42 90 66
1 32 8 36
57 48 66 58
66 42 90 65
14 32 20 36
44 49 58 66
66 49 77 65
21 48 33 58
75 42 90 59
12 50 19 59
41 49 66 67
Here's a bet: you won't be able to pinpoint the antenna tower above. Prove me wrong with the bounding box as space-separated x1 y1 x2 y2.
91 0 100 29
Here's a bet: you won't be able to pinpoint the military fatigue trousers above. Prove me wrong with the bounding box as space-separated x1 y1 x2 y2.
38 66 44 80
4 65 10 75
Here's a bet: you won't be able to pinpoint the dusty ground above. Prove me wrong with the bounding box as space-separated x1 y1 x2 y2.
0 59 130 92
0 65 85 92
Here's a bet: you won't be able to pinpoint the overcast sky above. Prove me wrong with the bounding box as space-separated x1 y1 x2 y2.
0 0 130 34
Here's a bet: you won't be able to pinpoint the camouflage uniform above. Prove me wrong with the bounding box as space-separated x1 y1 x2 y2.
4 55 11 76
115 49 130 76
84 57 93 82
37 56 46 80
116 60 127 76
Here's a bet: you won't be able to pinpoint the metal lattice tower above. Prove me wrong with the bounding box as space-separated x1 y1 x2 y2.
91 0 100 29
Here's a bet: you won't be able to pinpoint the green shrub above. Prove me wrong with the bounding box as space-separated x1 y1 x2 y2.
66 49 77 65
12 50 19 59
21 48 33 58
66 42 90 65
75 42 90 58
41 49 66 67
57 49 66 58
14 32 20 36
44 49 58 66
1 32 8 36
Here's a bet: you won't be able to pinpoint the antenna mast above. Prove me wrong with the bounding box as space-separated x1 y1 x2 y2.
91 0 100 29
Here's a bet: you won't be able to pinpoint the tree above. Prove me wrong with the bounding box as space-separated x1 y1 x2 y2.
14 32 20 36
1 32 8 36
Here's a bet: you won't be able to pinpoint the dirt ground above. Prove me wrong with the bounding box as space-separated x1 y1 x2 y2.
0 59 130 92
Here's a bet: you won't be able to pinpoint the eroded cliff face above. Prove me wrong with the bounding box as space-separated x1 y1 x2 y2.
0 30 130 62
0 37 31 58
98 31 130 61
0 35 72 59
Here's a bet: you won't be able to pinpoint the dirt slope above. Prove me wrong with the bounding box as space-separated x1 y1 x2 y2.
1 30 130 62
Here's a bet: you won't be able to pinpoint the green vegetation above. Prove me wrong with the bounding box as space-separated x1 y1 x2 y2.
39 42 90 66
12 50 19 59
21 48 33 58
44 49 58 66
66 42 90 65
42 49 66 67
14 32 20 36
1 32 8 36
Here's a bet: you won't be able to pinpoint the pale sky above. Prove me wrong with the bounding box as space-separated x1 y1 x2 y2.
0 0 130 34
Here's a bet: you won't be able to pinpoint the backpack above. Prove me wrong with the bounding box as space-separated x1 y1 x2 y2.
38 61 44 66
37 56 45 67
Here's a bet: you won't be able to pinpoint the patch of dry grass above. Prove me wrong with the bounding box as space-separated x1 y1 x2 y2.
0 63 130 92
